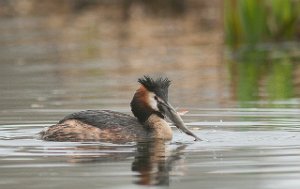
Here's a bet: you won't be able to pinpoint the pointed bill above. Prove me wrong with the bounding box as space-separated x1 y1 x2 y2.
161 102 201 141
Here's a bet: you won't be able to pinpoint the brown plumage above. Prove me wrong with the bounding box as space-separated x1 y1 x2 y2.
40 110 171 142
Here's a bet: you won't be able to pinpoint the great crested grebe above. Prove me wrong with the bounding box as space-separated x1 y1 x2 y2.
40 76 201 142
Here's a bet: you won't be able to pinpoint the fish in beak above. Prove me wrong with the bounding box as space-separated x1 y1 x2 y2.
159 101 202 141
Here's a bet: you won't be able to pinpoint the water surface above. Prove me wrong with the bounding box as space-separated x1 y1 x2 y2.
1 107 300 189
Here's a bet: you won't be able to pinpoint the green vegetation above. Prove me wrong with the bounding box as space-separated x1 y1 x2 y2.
267 57 294 101
225 0 300 49
228 53 295 107
225 0 299 106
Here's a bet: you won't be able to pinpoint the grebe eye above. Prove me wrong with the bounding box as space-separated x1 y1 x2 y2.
154 96 158 101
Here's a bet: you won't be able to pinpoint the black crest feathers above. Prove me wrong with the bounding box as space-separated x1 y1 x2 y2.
138 76 171 91
138 76 171 101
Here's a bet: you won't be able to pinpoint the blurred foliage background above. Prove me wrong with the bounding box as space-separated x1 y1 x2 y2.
225 0 300 49
0 0 299 107
225 0 300 106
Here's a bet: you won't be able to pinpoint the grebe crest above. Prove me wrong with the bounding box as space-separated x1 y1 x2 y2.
40 76 201 142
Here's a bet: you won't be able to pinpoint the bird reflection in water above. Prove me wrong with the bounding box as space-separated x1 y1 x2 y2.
64 140 187 186
132 140 187 186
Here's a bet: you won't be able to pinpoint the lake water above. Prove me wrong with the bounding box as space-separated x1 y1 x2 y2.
1 12 300 189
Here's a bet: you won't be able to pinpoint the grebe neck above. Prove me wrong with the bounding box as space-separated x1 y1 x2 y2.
145 114 172 140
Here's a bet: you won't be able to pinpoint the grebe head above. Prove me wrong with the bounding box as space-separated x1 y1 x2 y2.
131 76 201 141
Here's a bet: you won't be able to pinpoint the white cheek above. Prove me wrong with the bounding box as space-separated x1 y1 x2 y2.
148 92 159 111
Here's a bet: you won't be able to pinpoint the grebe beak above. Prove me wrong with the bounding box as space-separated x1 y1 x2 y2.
160 101 202 141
